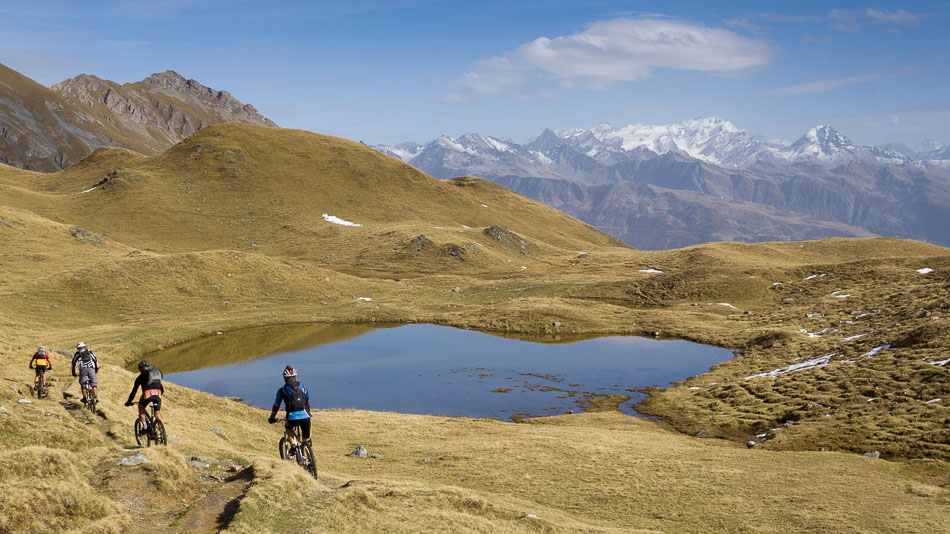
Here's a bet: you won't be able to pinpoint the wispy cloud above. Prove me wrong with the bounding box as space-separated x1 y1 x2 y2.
828 8 924 33
766 74 880 97
443 17 772 102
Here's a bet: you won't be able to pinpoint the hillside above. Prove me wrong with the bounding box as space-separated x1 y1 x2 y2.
1 124 948 532
0 63 274 172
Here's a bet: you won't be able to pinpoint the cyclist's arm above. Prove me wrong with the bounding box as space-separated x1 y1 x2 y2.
269 389 283 419
44 354 51 370
126 376 143 405
71 352 79 375
92 353 99 372
29 354 35 368
305 388 312 417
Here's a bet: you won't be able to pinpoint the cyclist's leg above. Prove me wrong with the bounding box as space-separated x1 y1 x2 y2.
33 370 39 389
83 368 99 400
151 395 163 424
300 418 312 445
137 398 148 426
284 420 298 446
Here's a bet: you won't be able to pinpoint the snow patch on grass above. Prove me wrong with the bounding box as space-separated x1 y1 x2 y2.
323 214 362 227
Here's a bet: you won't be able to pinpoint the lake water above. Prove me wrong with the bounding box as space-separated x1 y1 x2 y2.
157 323 732 420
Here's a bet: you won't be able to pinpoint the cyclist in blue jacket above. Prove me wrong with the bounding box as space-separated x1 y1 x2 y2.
268 365 312 449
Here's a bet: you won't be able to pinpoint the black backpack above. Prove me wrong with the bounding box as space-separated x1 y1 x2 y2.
145 366 162 385
80 349 93 363
284 382 308 412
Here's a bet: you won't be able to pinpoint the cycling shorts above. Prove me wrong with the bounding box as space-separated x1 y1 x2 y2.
34 366 48 376
285 418 312 441
139 390 162 411
78 367 98 387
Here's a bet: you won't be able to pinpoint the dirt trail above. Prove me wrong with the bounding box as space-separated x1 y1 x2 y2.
58 391 255 533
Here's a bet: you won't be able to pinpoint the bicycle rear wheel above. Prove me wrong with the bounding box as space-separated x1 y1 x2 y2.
86 388 97 414
151 419 167 446
134 419 146 447
299 443 318 479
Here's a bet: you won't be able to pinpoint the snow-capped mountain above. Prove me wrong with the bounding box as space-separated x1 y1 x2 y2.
373 118 950 250
777 125 876 166
550 117 776 168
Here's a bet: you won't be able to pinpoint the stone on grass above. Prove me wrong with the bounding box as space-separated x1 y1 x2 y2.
694 428 711 438
211 428 227 437
747 441 757 448
189 460 210 469
524 514 541 520
863 451 880 459
351 445 367 458
370 452 384 459
118 454 149 466
191 455 220 465
17 399 31 404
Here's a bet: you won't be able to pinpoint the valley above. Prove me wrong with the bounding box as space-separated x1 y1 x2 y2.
1 123 948 532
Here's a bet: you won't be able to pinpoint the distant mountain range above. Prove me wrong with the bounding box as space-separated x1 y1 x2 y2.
375 119 950 249
0 63 275 171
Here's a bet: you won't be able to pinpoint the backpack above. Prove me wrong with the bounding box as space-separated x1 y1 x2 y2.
80 349 93 363
284 382 308 412
145 366 162 385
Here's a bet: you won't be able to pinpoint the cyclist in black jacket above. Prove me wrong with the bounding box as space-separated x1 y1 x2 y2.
125 361 165 432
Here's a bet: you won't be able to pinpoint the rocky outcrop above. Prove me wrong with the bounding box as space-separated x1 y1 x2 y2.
0 63 276 171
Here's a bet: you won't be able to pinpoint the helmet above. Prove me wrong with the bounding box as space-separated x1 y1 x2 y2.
77 342 86 350
37 346 45 352
282 365 297 378
138 360 150 372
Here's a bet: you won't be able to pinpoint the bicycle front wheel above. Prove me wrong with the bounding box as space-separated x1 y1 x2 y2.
278 437 291 460
134 419 145 447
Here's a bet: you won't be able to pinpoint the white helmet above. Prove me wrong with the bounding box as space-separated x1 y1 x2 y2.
282 365 297 378
77 342 86 350
37 346 45 352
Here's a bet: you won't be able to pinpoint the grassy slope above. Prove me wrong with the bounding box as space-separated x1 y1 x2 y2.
1 124 948 533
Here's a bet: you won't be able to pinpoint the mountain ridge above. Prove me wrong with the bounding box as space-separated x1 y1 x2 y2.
0 63 276 171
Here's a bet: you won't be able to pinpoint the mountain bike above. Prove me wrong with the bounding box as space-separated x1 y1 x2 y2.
80 377 98 414
33 369 49 398
132 403 166 447
275 418 317 479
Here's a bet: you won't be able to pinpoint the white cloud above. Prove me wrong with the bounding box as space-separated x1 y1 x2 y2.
446 17 772 101
766 74 880 97
828 8 923 32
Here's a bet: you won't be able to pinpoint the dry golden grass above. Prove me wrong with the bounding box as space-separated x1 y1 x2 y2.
1 123 949 532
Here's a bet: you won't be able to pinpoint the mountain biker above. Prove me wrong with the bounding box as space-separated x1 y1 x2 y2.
71 342 100 404
268 365 312 450
29 346 52 394
125 360 165 433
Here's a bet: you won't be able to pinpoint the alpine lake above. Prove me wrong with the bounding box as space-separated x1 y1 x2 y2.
150 323 734 421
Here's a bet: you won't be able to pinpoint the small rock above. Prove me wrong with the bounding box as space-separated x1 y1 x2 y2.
743 310 753 315
370 452 384 459
917 311 931 318
783 298 794 303
351 445 367 458
191 455 220 465
453 287 461 293
189 460 210 469
553 321 561 328
211 428 227 437
168 435 182 443
747 441 757 448
216 331 224 335
863 451 880 459
422 457 431 463
524 514 541 520
806 313 824 318
118 454 150 466
695 428 711 438
0 405 5 411
17 399 31 404
691 303 698 306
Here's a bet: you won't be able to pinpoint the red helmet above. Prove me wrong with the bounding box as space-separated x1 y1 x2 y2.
282 365 297 378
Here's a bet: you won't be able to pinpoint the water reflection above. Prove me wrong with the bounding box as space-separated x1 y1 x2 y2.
156 323 732 420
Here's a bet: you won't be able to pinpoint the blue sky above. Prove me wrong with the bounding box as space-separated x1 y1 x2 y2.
1 0 947 147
